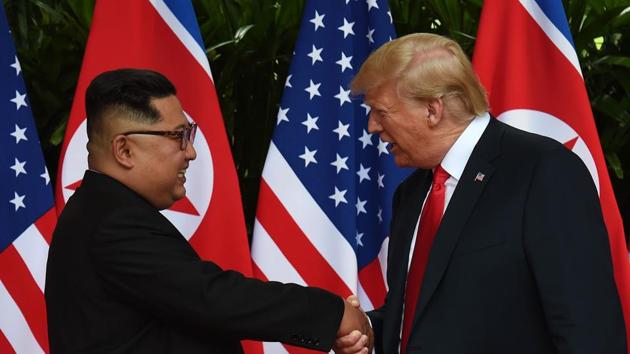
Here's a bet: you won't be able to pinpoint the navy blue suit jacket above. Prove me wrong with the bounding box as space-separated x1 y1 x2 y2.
370 118 626 354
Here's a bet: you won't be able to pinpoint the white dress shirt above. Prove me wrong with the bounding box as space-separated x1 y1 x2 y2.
406 112 490 270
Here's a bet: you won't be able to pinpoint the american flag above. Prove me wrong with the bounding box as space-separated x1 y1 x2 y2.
473 0 630 349
0 4 56 353
251 0 409 352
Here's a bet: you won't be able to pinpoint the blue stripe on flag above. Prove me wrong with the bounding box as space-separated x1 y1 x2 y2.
534 0 575 47
162 0 205 50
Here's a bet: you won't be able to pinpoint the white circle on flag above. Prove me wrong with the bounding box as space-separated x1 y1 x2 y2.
61 114 213 240
497 109 600 194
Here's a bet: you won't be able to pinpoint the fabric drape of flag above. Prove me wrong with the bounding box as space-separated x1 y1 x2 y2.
472 0 630 350
0 3 57 353
251 0 410 352
55 1 260 352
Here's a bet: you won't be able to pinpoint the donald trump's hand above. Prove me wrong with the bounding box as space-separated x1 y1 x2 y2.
333 295 373 354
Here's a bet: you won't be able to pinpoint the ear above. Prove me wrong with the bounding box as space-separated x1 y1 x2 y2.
426 98 444 128
111 135 135 169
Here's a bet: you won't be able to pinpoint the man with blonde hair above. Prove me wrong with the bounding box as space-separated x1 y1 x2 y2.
333 33 625 354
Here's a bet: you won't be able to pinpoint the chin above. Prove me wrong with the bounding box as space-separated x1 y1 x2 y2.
393 156 412 168
172 190 187 202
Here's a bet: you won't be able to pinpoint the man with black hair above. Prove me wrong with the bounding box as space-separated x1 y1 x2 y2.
45 68 371 354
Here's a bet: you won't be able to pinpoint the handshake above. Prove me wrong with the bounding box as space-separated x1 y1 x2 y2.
334 295 373 354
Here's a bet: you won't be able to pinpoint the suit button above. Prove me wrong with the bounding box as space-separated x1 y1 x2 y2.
314 339 320 346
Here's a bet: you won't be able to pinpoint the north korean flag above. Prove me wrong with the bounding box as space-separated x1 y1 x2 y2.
55 1 260 352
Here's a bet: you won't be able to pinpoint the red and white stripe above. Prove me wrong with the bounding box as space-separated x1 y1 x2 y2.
0 208 56 354
252 143 389 352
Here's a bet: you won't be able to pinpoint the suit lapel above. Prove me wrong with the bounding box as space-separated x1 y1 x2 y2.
411 118 504 325
383 170 432 353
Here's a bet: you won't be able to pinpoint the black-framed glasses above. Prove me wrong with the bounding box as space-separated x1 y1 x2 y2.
122 123 197 151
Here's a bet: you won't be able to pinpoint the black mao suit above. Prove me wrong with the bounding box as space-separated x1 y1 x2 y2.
45 171 343 354
370 118 626 354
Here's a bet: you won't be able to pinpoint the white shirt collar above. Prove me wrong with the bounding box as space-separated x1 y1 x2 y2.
440 112 491 181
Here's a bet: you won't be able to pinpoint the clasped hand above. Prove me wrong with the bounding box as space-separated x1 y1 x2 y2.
333 295 373 354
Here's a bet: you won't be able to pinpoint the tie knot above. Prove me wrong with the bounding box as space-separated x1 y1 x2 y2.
432 165 450 185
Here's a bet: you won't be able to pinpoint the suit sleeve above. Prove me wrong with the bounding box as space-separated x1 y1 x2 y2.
89 206 344 352
523 147 626 354
367 179 407 354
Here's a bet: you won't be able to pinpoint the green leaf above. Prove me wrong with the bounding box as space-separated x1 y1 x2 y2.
593 55 630 68
605 152 624 179
234 24 255 42
50 119 67 146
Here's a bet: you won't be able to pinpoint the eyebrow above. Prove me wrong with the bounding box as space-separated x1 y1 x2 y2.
171 122 191 130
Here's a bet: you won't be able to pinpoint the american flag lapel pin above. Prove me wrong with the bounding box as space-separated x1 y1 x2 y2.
474 172 485 183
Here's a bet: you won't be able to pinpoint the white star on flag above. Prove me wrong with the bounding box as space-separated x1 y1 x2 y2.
302 113 319 133
285 74 293 88
304 80 322 99
366 0 380 11
10 158 27 177
331 153 349 173
377 173 385 188
334 86 351 106
329 186 348 207
299 146 318 167
361 102 371 114
277 107 289 125
10 192 26 211
377 138 390 155
41 167 50 185
356 231 364 247
10 90 28 110
366 28 375 44
333 121 350 140
336 52 353 72
307 45 324 65
10 56 21 75
356 197 367 215
356 164 371 182
338 18 355 38
10 124 27 143
310 10 325 31
358 129 373 149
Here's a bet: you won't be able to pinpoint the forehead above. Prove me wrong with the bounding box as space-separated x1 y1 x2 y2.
151 95 187 126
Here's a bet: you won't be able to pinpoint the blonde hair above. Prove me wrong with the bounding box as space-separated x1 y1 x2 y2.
351 33 488 119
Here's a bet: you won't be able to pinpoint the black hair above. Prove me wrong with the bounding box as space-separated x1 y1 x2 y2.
85 68 177 139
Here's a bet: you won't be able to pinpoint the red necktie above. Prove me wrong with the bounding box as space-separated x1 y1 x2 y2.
400 165 450 354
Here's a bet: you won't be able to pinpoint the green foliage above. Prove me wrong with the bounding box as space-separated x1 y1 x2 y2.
193 0 306 223
4 0 629 230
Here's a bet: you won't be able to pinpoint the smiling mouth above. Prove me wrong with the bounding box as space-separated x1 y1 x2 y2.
177 169 187 182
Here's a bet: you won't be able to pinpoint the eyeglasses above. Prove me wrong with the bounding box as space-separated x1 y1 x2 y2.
122 123 197 151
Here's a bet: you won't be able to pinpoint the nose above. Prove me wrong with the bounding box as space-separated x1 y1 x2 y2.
185 141 197 161
367 113 382 134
